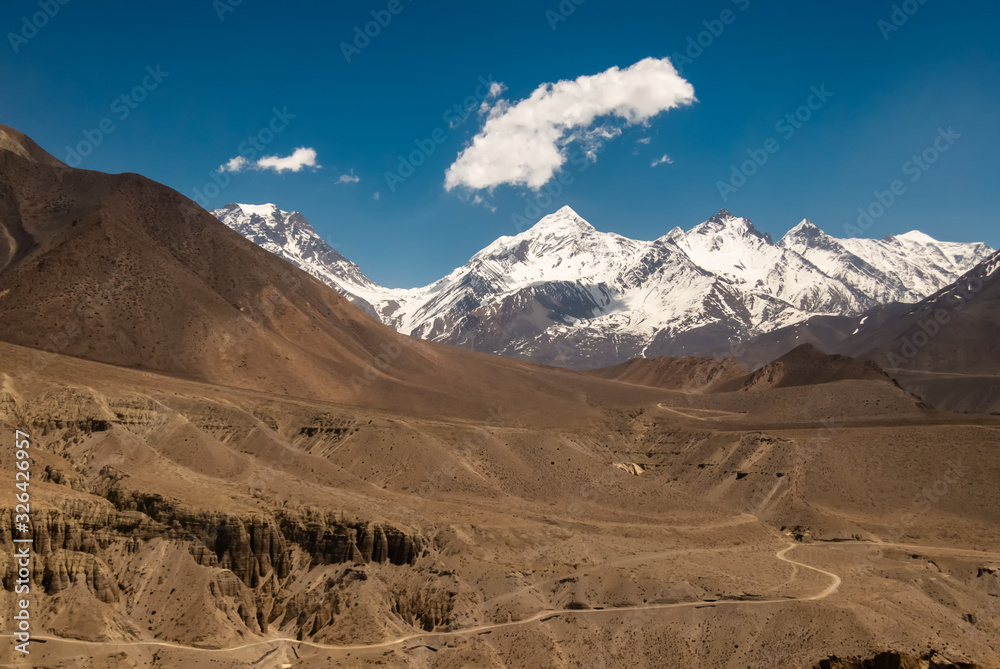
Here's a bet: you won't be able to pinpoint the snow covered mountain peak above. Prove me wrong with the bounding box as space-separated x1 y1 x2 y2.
471 205 638 273
660 226 686 243
893 230 940 245
786 219 821 234
527 205 595 235
780 219 834 247
693 209 773 244
467 206 646 291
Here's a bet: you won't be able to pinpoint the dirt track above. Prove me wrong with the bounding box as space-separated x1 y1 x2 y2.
16 538 997 659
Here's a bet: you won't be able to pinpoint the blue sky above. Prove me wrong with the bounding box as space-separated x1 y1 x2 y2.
3 0 998 287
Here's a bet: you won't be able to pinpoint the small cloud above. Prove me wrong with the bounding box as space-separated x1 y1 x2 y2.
472 193 497 212
636 137 652 145
373 191 380 200
651 154 673 167
256 147 321 173
218 155 249 173
478 81 508 115
337 170 360 184
218 147 321 174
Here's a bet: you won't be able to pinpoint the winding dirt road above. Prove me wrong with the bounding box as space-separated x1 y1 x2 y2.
14 539 996 658
18 540 997 657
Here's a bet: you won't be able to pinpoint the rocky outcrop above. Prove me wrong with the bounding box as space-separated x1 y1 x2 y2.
277 509 422 567
189 514 290 587
0 488 425 623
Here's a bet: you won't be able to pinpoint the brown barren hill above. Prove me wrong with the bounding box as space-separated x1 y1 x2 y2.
714 343 895 392
587 355 747 392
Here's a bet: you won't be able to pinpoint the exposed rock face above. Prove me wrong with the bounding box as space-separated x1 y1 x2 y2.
278 510 421 567
191 514 291 587
0 483 427 641
41 551 119 604
2 488 424 581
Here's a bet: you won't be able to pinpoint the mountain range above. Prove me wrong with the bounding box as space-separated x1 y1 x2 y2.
213 203 993 369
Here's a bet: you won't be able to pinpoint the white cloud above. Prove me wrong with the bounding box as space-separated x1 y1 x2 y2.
256 147 321 173
218 147 321 175
218 155 249 173
444 57 695 191
337 170 360 184
636 137 652 145
651 154 673 167
373 191 380 200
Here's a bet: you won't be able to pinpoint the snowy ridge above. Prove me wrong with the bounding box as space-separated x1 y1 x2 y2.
779 219 994 304
213 204 994 368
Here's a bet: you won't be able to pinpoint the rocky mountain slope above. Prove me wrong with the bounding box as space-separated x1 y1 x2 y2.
214 204 992 369
211 203 386 318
